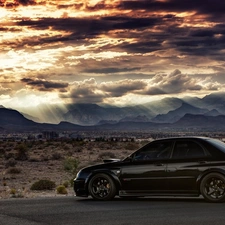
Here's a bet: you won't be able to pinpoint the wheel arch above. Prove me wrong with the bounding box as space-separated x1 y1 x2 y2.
196 168 225 192
84 169 122 195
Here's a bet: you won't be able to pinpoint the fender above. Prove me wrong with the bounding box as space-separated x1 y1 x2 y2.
84 169 122 193
196 168 225 190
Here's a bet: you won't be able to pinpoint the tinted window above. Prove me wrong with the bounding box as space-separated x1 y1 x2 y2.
206 139 225 153
172 141 205 159
134 141 172 161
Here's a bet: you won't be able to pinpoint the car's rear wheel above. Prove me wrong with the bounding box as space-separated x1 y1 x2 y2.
88 173 116 200
200 173 225 203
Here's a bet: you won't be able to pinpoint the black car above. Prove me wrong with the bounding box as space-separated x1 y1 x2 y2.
74 137 225 202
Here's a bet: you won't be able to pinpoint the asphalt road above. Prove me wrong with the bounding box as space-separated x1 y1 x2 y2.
1 196 225 225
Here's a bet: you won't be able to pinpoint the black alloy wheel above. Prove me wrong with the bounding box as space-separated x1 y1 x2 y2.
200 173 225 203
88 173 116 200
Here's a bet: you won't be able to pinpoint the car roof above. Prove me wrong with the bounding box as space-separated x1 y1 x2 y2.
154 136 212 141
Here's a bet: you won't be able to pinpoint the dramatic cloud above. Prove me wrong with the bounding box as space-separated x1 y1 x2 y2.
1 0 225 112
21 78 68 92
60 70 222 104
61 78 105 104
100 80 147 97
142 70 216 95
0 85 12 95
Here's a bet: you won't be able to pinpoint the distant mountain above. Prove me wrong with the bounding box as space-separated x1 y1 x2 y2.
143 97 183 115
0 108 36 127
151 102 209 123
63 104 154 125
16 103 66 124
182 96 205 108
201 92 225 114
1 92 225 131
204 109 221 117
173 114 225 129
96 120 118 125
2 107 225 132
0 108 82 132
119 115 150 122
94 113 225 131
21 113 42 123
95 121 164 131
202 92 225 106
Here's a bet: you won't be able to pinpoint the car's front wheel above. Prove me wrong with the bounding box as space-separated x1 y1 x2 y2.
88 173 116 200
200 173 225 203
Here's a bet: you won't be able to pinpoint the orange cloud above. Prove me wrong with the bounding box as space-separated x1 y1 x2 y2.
1 0 37 7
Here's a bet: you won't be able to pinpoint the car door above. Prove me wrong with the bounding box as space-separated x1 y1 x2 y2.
166 139 210 194
119 140 172 194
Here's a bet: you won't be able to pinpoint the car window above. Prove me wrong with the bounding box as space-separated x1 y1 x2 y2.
206 138 225 153
133 141 172 161
172 141 206 159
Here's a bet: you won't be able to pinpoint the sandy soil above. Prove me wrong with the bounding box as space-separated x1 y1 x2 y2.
0 140 140 199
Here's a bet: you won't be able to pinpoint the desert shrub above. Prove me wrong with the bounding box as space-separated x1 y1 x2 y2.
15 143 28 160
7 167 22 174
66 151 73 157
98 151 116 159
5 158 17 168
40 154 49 161
45 141 54 147
51 152 62 160
28 156 40 162
63 157 79 174
10 188 16 195
27 141 36 148
0 147 5 155
10 188 24 198
30 179 56 190
63 181 70 188
4 152 16 160
124 142 139 150
75 148 83 153
75 141 85 146
63 145 70 151
56 185 68 194
70 178 75 187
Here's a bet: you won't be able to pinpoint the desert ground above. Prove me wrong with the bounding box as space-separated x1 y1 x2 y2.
0 139 142 199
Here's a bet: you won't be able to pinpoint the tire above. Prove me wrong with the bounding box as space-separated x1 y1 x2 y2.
88 173 116 200
200 173 225 203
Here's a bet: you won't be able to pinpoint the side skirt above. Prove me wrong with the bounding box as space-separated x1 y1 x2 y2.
119 190 199 197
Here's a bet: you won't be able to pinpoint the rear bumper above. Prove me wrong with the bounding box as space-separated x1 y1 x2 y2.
74 179 88 197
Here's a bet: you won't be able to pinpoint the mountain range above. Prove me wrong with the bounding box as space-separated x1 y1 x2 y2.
1 92 225 132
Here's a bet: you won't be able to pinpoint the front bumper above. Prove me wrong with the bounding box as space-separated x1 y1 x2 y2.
74 179 88 197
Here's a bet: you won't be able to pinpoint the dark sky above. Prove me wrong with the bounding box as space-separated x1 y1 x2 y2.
1 0 225 113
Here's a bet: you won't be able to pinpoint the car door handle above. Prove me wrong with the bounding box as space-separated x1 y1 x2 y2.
166 168 177 172
198 161 206 164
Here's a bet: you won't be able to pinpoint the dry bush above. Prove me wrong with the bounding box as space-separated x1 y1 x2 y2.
30 179 56 190
28 156 41 162
56 185 68 194
51 152 62 160
98 151 116 159
124 142 139 150
7 167 22 174
40 154 49 161
4 152 17 160
5 158 17 168
63 157 79 174
63 181 70 188
15 143 28 161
